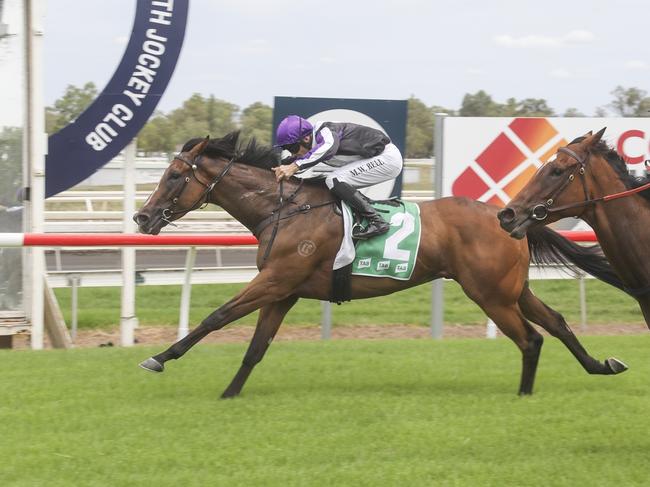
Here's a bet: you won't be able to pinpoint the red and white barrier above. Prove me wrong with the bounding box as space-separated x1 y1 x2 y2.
0 233 259 247
0 231 595 247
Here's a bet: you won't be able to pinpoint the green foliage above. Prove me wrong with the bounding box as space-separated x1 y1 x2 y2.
2 336 650 486
609 86 650 117
136 111 175 153
45 83 650 158
563 107 585 117
0 127 22 207
240 102 273 146
459 90 503 116
459 91 556 117
406 96 434 158
52 279 642 330
137 95 273 154
45 82 98 134
167 93 238 147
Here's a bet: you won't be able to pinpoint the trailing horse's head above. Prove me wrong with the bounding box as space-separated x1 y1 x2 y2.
133 136 216 235
497 127 606 239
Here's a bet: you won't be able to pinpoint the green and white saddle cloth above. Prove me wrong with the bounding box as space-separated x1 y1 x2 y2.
334 200 422 281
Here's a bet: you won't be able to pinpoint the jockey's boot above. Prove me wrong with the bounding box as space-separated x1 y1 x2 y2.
330 180 390 240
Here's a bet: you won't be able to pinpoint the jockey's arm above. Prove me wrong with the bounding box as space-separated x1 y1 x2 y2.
295 127 340 170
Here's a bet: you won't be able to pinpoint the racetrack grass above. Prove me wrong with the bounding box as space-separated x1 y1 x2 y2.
52 278 643 329
2 336 650 486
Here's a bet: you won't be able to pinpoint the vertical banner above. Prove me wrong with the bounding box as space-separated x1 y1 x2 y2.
45 0 189 197
273 96 408 199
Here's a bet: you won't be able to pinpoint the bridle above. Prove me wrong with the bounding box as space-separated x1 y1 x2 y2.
528 146 650 221
158 150 335 263
160 152 236 225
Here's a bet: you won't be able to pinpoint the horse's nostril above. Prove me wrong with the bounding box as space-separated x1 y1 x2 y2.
497 207 516 223
134 212 149 225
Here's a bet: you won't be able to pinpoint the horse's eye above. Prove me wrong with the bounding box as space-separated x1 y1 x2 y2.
551 167 563 177
169 172 181 180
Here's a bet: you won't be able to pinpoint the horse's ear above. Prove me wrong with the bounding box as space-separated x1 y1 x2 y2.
190 135 211 156
583 127 606 147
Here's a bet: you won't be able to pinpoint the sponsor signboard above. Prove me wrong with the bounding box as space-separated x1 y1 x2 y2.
443 117 650 206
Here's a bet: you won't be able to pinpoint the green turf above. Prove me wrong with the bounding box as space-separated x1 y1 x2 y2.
2 336 650 486
52 279 642 329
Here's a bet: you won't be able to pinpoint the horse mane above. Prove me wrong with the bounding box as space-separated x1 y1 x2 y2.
569 136 650 203
181 131 282 170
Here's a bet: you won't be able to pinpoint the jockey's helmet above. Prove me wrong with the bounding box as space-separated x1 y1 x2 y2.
275 115 313 149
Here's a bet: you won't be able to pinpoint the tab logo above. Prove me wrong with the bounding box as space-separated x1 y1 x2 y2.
357 258 371 269
377 260 390 271
395 263 408 273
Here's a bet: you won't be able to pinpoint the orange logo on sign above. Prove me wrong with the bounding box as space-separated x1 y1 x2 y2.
451 118 568 207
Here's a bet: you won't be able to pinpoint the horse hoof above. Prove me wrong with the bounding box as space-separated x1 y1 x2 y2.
139 357 164 373
605 357 628 374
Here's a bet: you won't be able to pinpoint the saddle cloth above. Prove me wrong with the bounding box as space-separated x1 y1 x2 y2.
334 200 421 281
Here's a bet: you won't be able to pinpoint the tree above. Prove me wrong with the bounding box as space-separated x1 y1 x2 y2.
46 82 98 134
609 86 650 117
166 94 238 150
0 127 23 208
513 98 555 117
405 97 434 158
563 108 585 117
240 102 272 146
459 90 501 116
137 112 175 154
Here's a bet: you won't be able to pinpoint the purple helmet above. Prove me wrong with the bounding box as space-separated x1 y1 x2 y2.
275 115 313 147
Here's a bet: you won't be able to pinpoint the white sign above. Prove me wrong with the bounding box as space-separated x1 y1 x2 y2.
442 117 650 206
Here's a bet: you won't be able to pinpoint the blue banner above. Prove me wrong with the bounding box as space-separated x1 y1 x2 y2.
273 96 408 198
45 0 189 197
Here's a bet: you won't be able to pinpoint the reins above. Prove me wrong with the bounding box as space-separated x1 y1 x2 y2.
161 152 336 263
255 178 336 262
529 146 650 296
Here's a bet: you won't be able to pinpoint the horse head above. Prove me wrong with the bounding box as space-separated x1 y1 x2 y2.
497 127 607 239
134 133 240 235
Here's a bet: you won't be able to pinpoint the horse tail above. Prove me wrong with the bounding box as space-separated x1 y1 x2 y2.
526 226 631 296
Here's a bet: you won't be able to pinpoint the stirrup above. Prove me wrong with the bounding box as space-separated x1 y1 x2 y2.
352 221 389 240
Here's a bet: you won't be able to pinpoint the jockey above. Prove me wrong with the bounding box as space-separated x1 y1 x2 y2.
272 115 403 239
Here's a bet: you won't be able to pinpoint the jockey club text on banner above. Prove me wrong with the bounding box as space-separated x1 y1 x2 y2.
442 117 650 207
45 0 189 197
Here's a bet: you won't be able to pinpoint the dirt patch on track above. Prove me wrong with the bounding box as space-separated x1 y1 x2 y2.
10 322 650 349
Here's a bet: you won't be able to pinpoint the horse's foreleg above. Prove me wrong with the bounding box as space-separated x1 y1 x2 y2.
140 271 293 372
483 304 543 395
221 295 299 399
518 286 628 375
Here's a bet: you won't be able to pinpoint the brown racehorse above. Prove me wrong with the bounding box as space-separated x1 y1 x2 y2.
134 131 628 398
498 127 650 325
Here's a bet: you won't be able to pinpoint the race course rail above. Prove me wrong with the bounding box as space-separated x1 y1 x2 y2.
0 233 259 247
0 231 595 247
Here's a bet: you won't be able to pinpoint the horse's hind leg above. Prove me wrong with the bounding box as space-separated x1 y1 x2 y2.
221 295 299 399
482 304 543 395
518 285 627 375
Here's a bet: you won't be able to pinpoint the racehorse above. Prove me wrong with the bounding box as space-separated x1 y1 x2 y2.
134 131 629 398
498 127 650 326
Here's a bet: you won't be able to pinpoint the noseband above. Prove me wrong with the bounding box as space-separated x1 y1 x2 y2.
161 152 236 224
529 147 650 222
